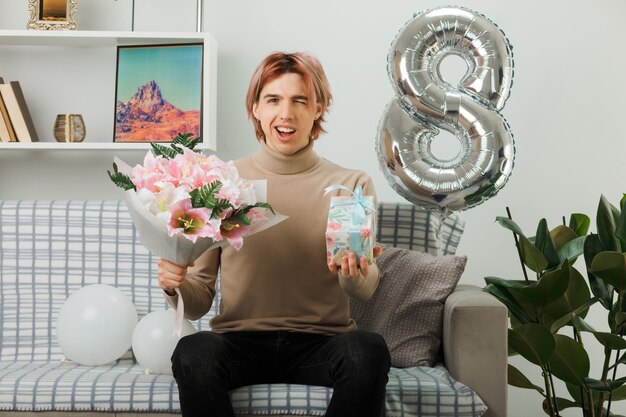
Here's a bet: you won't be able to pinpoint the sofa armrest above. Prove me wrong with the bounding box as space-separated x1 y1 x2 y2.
443 284 508 417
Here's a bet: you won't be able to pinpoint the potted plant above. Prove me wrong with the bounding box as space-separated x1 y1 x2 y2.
484 195 626 416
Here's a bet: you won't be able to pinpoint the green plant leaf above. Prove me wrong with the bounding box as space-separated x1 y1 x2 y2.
483 283 535 324
597 195 621 252
558 236 587 265
569 213 591 237
517 260 570 306
171 132 201 150
508 364 545 393
535 219 560 269
566 381 599 405
484 277 532 291
509 324 555 366
594 332 626 350
542 397 578 414
611 383 626 400
107 162 136 191
496 216 527 237
584 234 614 309
584 376 626 392
149 133 201 159
548 297 598 334
591 251 626 291
496 216 548 272
549 334 590 385
520 234 549 273
572 315 626 350
617 195 626 250
550 225 578 252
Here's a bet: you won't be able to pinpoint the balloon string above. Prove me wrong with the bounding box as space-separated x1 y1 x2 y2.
174 288 185 338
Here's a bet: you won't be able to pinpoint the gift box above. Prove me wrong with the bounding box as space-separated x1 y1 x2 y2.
325 185 377 266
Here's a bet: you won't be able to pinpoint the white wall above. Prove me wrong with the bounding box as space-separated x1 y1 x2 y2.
1 1 625 416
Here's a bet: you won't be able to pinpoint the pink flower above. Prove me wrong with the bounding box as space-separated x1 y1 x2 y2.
167 199 221 243
327 222 342 231
361 228 372 238
220 220 252 251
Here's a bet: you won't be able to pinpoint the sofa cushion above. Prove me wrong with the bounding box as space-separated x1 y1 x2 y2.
351 247 467 367
0 360 485 417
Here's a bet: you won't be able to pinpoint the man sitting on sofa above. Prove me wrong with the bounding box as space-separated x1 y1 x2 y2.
157 51 390 417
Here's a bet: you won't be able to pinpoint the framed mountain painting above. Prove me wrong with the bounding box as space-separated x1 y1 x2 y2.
113 43 203 143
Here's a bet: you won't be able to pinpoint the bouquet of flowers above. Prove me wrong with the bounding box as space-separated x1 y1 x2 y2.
108 133 285 266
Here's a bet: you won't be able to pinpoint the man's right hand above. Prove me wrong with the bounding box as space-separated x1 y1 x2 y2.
157 258 194 296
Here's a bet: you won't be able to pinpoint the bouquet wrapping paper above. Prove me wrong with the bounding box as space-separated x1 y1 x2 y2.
325 185 376 266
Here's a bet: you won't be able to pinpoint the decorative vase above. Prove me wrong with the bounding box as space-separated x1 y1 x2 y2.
54 114 85 142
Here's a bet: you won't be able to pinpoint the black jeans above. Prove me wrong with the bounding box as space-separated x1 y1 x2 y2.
171 329 391 417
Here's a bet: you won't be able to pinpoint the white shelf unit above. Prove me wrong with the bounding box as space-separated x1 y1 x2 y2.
0 30 217 151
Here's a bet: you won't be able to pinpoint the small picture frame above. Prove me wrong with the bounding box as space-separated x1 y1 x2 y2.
27 0 78 31
113 43 204 143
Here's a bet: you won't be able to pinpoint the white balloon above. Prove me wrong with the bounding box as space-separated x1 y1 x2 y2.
132 309 196 374
56 284 138 366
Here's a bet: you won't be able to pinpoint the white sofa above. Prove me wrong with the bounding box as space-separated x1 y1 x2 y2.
0 200 507 417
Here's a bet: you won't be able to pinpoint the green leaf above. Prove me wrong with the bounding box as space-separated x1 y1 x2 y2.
541 266 592 323
594 332 626 350
572 315 626 350
542 397 579 414
149 133 201 158
548 297 597 334
584 376 626 392
597 195 621 252
483 283 535 324
549 334 590 385
190 180 223 209
509 324 555 365
566 381 598 404
591 251 626 291
617 196 626 250
535 219 560 269
496 216 527 237
508 364 545 393
571 314 597 332
495 216 548 272
150 142 179 159
558 236 587 265
241 201 275 215
550 225 578 252
171 132 201 149
107 162 136 191
520 234 549 273
569 213 591 237
516 261 570 306
584 234 615 309
610 383 626 400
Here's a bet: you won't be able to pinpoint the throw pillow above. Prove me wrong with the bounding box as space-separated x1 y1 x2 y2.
350 246 467 368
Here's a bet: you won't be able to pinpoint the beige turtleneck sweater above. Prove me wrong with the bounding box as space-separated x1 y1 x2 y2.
166 140 379 334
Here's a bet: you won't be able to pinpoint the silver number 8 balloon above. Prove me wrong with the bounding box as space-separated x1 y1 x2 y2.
377 6 515 215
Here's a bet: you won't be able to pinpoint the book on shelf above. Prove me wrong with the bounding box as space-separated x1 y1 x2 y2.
0 77 17 142
0 81 38 142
